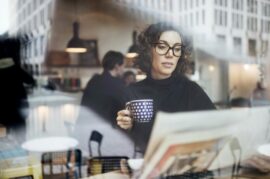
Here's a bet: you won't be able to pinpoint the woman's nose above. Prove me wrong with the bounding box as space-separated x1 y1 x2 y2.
166 48 174 57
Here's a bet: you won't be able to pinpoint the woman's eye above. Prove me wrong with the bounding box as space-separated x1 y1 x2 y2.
174 48 181 52
157 44 167 49
174 46 182 52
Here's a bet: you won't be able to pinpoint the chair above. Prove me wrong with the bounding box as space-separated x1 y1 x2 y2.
87 130 131 177
88 130 103 157
41 149 82 179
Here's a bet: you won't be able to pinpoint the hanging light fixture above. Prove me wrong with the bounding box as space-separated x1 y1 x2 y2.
66 21 87 53
66 0 86 53
126 31 139 58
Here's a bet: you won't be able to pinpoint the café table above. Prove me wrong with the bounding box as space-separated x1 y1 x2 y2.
21 136 78 152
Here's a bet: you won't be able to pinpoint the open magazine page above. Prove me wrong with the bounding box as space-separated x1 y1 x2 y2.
144 109 248 163
141 107 270 179
140 128 232 179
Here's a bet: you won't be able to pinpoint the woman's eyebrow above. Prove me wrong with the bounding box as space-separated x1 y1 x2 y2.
158 40 182 45
157 40 168 44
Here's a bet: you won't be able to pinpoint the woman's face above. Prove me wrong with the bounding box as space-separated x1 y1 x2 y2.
151 30 182 80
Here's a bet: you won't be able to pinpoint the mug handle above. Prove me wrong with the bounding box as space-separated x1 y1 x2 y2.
125 102 131 110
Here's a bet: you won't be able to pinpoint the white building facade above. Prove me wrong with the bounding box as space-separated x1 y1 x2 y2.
8 0 55 77
114 0 270 101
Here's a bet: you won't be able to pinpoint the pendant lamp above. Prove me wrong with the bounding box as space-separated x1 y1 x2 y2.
66 21 87 53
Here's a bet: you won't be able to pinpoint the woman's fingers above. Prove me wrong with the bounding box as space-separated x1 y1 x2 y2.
118 109 130 116
116 109 133 129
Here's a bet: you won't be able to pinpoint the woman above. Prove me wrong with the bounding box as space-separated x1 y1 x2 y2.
117 23 215 154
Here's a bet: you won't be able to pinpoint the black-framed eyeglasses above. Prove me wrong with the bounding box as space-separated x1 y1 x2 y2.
152 42 182 57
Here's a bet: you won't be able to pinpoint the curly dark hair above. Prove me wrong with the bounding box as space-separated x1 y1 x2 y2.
134 22 192 75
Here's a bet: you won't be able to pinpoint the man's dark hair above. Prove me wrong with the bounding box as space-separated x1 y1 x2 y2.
135 22 192 75
102 51 124 71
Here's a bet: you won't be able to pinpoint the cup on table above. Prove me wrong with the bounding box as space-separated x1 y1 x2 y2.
125 99 154 123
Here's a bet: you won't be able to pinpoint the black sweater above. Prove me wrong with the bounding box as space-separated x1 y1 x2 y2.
127 74 216 153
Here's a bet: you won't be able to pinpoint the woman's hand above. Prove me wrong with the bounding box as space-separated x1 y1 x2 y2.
116 109 133 130
243 154 270 173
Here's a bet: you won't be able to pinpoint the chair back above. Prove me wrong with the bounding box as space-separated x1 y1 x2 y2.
88 130 103 157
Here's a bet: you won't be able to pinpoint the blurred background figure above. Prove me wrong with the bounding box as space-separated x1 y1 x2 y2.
253 81 267 100
0 37 36 142
78 50 127 126
122 70 136 86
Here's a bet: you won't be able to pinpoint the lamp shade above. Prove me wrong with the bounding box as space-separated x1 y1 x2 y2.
127 44 139 58
66 22 87 53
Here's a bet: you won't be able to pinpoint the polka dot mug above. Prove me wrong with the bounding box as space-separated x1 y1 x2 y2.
126 99 154 123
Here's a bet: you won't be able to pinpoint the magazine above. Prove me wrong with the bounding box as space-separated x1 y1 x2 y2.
140 128 231 179
140 107 270 179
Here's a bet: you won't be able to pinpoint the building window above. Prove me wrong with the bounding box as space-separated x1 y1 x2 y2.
262 3 266 16
232 13 243 29
169 0 172 11
224 0 227 7
224 11 227 26
160 0 165 10
41 9 45 26
233 37 242 55
196 11 199 25
267 4 270 17
248 39 256 57
202 10 205 24
261 20 270 33
247 17 257 32
23 8 26 21
247 0 257 14
190 0 193 8
190 13 193 26
27 3 31 16
34 15 38 29
185 14 188 26
34 38 38 57
267 20 270 33
215 10 227 26
196 0 199 7
262 40 268 56
215 0 227 7
232 0 243 10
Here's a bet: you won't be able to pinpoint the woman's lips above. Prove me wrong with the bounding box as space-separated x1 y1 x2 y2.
162 62 174 68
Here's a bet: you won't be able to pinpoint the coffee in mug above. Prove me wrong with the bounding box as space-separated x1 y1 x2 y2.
126 99 154 123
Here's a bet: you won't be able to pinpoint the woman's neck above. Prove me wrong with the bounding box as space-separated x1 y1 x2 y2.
151 72 171 80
